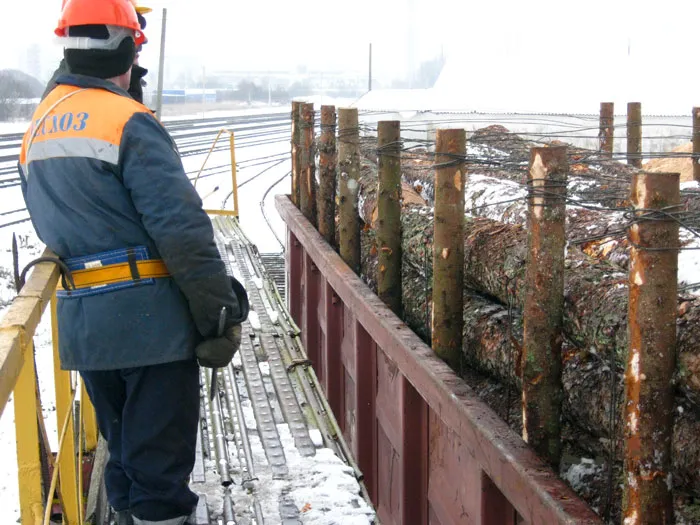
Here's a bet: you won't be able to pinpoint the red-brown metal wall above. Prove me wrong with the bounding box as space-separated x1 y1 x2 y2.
276 195 601 525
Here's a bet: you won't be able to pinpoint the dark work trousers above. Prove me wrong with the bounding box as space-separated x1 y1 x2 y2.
80 359 200 521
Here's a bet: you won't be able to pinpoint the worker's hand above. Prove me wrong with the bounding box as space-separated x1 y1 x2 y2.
195 324 242 368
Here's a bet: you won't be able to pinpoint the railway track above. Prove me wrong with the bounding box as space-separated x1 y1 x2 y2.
0 111 293 230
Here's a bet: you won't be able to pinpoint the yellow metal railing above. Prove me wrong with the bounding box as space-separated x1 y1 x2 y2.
0 252 98 525
193 129 240 218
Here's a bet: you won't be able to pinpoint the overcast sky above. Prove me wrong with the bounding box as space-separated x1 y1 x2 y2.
2 0 698 113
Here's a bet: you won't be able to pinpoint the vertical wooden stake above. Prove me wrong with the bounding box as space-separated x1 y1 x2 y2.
623 171 679 525
431 128 466 368
291 100 301 207
522 146 567 468
318 105 337 245
693 107 700 183
377 120 402 316
627 102 642 168
338 108 361 274
300 102 317 226
599 102 614 157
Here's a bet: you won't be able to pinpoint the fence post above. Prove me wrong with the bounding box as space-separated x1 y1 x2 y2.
318 105 337 245
338 108 361 274
522 146 567 468
623 171 679 524
431 128 466 368
599 102 614 156
377 120 402 316
291 101 301 207
693 107 700 183
627 102 642 168
300 103 317 226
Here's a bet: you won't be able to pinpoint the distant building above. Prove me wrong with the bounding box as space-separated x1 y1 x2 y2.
162 88 217 104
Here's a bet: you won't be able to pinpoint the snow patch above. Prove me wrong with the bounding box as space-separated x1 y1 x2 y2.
563 458 602 494
309 428 324 448
248 311 261 331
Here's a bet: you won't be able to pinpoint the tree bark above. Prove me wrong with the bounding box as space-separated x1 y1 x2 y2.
521 147 567 467
377 121 402 316
623 172 679 524
431 129 466 367
299 103 317 226
338 108 361 273
318 105 337 246
291 101 301 207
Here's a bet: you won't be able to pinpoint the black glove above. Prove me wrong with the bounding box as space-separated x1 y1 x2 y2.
195 324 242 368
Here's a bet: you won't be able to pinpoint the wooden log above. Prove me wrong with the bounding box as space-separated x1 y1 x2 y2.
432 129 466 366
338 108 361 273
464 173 631 268
627 102 643 169
623 171 679 524
599 102 614 156
299 102 317 226
377 121 402 315
522 146 567 467
318 105 337 245
291 100 301 207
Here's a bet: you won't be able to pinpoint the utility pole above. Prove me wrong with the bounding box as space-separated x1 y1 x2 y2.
368 43 372 92
202 66 206 118
155 7 167 118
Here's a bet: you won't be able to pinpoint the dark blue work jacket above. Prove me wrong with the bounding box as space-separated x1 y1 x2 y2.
18 74 245 370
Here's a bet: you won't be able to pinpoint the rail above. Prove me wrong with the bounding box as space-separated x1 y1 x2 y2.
275 194 602 525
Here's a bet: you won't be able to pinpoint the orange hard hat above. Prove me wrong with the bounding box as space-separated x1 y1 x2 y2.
56 0 146 47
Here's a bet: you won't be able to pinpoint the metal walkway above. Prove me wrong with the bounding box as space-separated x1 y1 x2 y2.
184 216 373 525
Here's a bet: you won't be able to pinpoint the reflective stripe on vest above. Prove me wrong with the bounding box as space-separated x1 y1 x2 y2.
27 137 120 166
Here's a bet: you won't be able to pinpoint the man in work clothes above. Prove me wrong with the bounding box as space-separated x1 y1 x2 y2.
18 1 248 524
43 0 151 103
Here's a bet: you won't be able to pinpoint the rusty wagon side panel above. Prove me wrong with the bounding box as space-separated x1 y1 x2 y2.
276 195 601 525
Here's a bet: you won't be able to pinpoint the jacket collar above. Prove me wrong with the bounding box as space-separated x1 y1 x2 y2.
55 74 132 99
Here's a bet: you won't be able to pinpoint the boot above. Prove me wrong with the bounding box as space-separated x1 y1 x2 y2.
114 511 134 525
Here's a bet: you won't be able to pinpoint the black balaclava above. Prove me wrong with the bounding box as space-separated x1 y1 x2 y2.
64 25 135 80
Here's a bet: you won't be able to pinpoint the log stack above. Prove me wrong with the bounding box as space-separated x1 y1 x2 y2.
352 128 700 520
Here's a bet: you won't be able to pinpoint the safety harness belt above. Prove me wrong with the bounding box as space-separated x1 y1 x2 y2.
68 259 169 289
56 247 170 296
